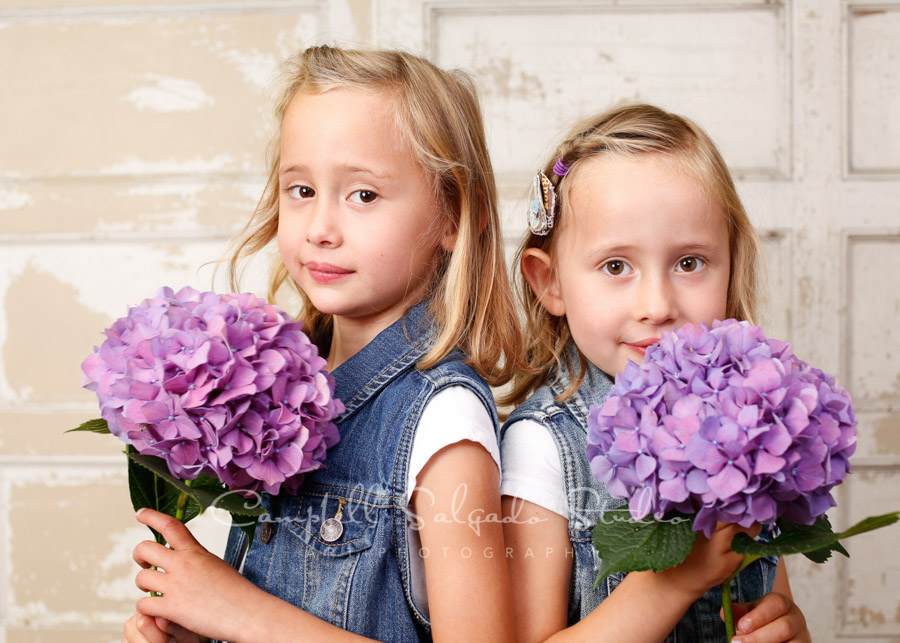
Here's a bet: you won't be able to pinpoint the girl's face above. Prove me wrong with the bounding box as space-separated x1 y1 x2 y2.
277 89 448 334
525 153 730 377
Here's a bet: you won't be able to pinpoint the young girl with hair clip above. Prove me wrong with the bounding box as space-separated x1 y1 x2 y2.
501 103 811 642
122 45 520 643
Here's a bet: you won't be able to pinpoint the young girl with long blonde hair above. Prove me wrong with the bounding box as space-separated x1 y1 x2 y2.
123 45 520 643
501 103 810 642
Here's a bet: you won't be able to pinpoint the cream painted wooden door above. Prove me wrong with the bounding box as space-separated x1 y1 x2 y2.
0 1 896 639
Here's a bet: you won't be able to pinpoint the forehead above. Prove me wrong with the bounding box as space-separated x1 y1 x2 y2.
283 88 396 133
566 153 717 218
557 152 726 248
280 88 420 171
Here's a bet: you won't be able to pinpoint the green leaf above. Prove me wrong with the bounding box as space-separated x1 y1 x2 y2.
65 418 110 434
126 450 266 517
592 510 696 585
731 512 900 562
234 513 259 545
126 446 201 542
839 512 900 538
779 516 848 563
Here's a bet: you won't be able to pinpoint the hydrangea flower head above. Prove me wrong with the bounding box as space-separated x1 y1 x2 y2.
586 319 857 537
81 287 343 495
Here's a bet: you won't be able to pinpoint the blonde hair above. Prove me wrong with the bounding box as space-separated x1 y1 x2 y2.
226 45 520 386
505 103 762 405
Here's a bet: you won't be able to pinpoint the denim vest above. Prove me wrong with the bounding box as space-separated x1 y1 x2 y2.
221 302 498 641
502 348 778 642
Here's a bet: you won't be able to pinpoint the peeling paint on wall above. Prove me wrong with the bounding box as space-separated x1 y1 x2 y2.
121 74 214 112
96 154 235 176
874 414 900 455
0 188 33 211
2 264 111 404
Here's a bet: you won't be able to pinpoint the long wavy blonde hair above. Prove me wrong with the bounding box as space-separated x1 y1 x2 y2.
225 45 520 386
504 103 762 405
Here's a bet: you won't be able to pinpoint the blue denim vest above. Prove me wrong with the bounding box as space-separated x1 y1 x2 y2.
502 347 777 641
221 302 498 641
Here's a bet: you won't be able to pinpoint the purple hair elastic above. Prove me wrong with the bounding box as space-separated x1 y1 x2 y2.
552 157 569 177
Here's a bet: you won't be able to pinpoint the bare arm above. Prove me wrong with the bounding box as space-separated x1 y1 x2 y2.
503 497 761 643
412 440 515 642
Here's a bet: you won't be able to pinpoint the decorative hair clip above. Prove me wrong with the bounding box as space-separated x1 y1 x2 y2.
529 171 556 236
552 157 569 177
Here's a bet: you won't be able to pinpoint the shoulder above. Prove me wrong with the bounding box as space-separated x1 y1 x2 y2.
420 385 492 427
503 383 564 433
412 351 495 408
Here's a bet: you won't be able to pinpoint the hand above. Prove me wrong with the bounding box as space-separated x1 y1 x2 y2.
130 508 260 641
728 592 811 643
658 522 760 600
123 612 207 643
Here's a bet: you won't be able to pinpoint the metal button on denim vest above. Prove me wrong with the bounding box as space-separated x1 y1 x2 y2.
221 302 498 642
502 347 778 642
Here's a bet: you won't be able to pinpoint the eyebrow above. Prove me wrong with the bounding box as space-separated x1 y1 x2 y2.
586 241 724 259
278 163 391 180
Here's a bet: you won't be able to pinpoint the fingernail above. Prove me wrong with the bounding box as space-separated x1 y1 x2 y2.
737 618 750 633
136 508 146 517
732 637 742 643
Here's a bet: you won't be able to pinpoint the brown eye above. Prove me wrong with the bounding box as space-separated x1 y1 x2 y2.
288 185 315 199
350 189 378 204
676 256 705 273
601 260 631 276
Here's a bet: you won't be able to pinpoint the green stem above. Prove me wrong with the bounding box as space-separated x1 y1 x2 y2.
151 480 193 598
721 577 735 641
721 555 761 641
174 479 193 523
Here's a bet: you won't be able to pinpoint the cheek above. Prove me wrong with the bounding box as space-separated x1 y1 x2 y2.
276 222 295 262
704 276 730 322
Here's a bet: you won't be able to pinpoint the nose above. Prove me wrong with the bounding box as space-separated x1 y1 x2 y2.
635 274 678 325
305 199 341 248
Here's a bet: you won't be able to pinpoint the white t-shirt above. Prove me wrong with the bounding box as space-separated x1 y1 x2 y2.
499 418 568 519
406 385 500 618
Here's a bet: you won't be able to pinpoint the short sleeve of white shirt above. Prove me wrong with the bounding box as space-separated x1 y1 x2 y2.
406 385 500 618
500 418 569 519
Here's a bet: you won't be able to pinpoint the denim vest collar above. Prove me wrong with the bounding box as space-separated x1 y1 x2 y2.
332 300 434 419
547 345 615 431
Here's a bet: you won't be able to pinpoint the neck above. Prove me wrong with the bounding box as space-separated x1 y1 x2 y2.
326 309 409 371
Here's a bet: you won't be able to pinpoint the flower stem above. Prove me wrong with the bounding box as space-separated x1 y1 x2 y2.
722 577 735 641
151 480 193 598
174 479 193 523
721 555 761 641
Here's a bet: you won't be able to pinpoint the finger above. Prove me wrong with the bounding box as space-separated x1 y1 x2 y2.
735 592 792 634
133 539 177 569
157 617 203 642
136 594 171 621
135 568 168 596
123 613 151 643
732 617 798 643
136 508 200 551
715 521 762 540
124 613 166 643
721 602 752 623
136 613 172 643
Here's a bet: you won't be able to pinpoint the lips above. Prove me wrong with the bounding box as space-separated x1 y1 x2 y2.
624 338 660 358
305 261 353 284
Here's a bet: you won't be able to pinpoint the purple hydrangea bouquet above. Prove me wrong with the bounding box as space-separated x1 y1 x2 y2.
586 319 898 640
71 286 343 547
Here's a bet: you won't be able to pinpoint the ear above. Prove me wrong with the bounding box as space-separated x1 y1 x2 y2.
521 248 565 316
439 226 457 252
439 203 489 252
